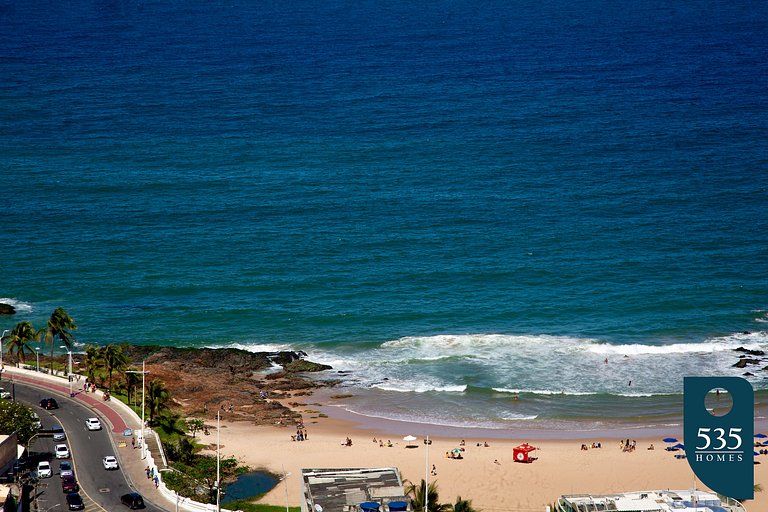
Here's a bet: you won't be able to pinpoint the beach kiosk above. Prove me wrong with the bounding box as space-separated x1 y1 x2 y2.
513 443 536 463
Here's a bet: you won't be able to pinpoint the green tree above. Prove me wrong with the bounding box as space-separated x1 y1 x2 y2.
3 321 37 366
125 370 140 404
451 497 479 512
147 379 171 425
0 399 40 444
185 418 205 438
42 307 77 372
404 480 451 512
102 344 128 390
84 345 102 383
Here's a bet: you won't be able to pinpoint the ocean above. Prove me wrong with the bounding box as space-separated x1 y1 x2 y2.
2 0 767 431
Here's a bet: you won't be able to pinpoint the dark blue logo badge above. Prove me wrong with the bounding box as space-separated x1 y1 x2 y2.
684 377 753 500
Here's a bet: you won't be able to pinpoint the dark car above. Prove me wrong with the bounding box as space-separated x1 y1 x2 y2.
61 475 79 493
66 492 85 510
39 398 59 410
120 492 145 509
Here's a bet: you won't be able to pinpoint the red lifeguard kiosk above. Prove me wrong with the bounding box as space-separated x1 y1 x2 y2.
513 443 536 463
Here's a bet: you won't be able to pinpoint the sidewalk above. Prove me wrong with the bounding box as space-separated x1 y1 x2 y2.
3 365 178 511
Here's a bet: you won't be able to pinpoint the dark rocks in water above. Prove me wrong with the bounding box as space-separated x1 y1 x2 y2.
283 360 332 373
734 346 765 356
0 303 15 315
744 372 755 376
120 344 330 373
733 358 760 368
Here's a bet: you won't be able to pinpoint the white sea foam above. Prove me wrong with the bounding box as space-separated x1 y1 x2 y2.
0 298 33 313
219 342 295 352
310 331 768 401
373 382 467 393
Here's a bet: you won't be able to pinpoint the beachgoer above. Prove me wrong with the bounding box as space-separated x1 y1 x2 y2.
132 437 136 449
145 466 151 479
431 465 437 476
494 459 500 465
154 475 159 488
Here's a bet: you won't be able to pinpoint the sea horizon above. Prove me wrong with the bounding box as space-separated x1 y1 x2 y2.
2 0 767 430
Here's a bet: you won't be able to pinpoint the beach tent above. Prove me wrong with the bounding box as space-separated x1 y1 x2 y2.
360 502 380 512
513 443 536 463
403 435 417 448
389 502 408 512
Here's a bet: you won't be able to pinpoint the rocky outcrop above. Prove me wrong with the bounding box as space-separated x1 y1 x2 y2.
734 346 766 357
283 359 333 373
0 303 15 315
733 358 760 368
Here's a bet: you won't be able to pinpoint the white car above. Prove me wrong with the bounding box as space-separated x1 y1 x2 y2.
0 388 10 399
85 417 102 431
54 444 70 459
102 455 119 470
37 461 52 478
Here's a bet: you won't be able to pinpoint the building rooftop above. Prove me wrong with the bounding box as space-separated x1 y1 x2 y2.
301 468 411 512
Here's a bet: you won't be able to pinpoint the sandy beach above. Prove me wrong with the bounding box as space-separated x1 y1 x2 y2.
205 403 768 512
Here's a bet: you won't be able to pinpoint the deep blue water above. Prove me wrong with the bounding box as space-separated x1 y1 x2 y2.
2 0 767 427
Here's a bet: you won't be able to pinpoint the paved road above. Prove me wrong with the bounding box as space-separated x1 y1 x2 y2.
15 381 165 512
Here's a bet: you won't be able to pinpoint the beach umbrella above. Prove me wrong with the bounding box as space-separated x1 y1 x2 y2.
451 448 462 454
755 433 768 439
403 435 417 447
672 443 685 450
755 451 760 456
663 438 678 443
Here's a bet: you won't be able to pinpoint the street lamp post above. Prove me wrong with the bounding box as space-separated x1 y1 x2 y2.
1 329 8 376
127 361 149 460
60 346 73 397
35 348 40 372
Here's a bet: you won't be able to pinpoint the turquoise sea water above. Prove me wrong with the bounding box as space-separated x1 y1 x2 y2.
2 0 767 429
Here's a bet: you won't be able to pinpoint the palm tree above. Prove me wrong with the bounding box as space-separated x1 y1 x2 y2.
42 307 77 372
125 371 140 404
451 497 479 512
147 379 171 425
102 344 128 390
4 321 38 366
84 345 102 383
404 479 451 512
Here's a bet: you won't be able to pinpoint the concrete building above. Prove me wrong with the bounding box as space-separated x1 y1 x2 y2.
301 468 411 512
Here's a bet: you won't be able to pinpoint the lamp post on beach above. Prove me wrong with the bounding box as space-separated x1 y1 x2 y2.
35 348 40 372
60 345 73 396
127 361 149 460
216 410 221 512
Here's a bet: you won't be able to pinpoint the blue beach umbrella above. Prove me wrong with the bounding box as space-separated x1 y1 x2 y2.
663 438 678 443
755 433 768 439
755 451 759 456
672 443 685 450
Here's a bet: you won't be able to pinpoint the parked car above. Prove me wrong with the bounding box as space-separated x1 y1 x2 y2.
32 413 42 429
0 388 10 399
120 492 145 509
66 492 85 510
61 475 79 493
55 444 70 459
52 426 66 441
59 461 73 478
37 461 52 478
39 397 59 409
85 417 102 431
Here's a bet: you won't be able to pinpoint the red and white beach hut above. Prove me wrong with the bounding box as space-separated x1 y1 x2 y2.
513 443 536 463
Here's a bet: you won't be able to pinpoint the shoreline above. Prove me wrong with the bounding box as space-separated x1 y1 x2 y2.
202 390 768 512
